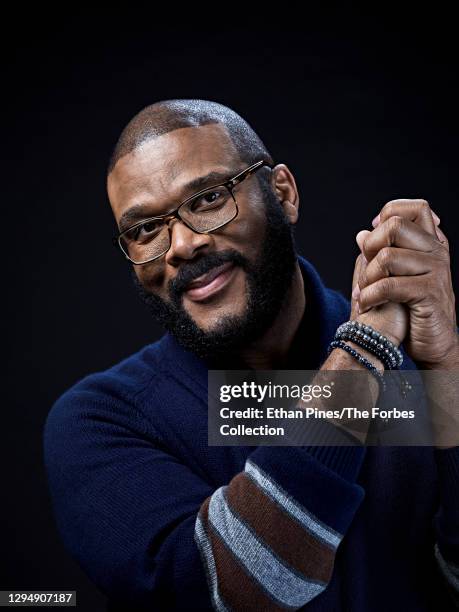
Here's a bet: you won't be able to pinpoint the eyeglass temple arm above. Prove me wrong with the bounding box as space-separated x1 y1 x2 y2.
227 160 274 188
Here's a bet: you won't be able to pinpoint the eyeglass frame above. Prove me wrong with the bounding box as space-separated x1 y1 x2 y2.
113 158 275 265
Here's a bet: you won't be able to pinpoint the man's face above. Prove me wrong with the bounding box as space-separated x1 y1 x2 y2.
108 123 297 359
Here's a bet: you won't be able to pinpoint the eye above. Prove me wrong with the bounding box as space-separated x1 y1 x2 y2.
190 189 228 212
132 219 163 242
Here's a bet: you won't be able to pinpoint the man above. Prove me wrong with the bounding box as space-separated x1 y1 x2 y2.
44 99 459 611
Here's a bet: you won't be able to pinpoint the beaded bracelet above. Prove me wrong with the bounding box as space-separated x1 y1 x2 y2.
335 320 403 369
337 331 395 370
335 323 399 369
328 340 386 392
337 320 403 364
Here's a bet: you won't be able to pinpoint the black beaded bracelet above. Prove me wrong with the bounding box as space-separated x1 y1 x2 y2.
335 320 403 370
328 340 387 392
339 320 402 364
337 332 394 370
336 325 398 369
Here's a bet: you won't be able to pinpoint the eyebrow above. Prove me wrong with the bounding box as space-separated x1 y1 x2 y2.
118 168 236 233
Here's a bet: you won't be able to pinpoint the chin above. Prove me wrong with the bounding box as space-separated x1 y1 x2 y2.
189 304 246 332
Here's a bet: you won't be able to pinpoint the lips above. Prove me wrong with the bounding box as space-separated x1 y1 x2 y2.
184 262 236 302
186 262 233 289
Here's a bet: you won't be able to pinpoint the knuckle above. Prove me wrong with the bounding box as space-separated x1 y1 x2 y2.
381 201 396 218
387 215 403 239
377 247 393 270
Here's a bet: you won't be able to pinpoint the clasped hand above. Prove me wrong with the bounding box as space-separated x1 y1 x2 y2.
352 199 458 369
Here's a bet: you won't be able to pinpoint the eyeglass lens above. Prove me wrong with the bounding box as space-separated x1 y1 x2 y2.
120 185 237 264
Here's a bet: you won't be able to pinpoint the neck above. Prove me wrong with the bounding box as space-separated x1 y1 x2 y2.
238 263 305 370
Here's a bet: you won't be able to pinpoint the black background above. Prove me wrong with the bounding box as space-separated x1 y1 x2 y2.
3 11 458 611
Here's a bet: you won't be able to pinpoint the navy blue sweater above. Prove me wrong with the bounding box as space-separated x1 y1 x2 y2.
43 255 459 611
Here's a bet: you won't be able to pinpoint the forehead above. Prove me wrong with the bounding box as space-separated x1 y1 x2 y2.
108 123 241 221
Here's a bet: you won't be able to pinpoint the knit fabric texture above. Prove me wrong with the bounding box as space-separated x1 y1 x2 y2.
43 255 459 611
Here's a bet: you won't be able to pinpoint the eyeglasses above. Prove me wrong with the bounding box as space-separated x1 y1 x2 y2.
114 159 274 265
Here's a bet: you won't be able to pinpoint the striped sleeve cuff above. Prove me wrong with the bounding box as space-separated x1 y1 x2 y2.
194 447 365 610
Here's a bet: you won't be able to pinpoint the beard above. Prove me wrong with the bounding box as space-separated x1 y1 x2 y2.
131 181 298 362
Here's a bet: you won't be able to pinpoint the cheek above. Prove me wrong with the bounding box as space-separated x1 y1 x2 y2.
135 264 165 295
219 200 267 259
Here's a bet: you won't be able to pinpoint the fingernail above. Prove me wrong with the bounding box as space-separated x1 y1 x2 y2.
352 284 361 300
432 211 441 224
372 214 381 228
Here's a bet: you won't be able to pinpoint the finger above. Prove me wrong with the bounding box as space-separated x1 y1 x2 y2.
358 275 427 313
435 226 450 251
372 199 438 237
361 216 438 262
363 247 433 286
356 229 371 253
355 230 371 297
373 207 444 242
351 252 366 318
373 212 445 244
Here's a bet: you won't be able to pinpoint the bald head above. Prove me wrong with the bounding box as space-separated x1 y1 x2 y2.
107 99 274 175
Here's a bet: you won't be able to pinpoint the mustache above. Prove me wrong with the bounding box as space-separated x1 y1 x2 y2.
170 249 249 298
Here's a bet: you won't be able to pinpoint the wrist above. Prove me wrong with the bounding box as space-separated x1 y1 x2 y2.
346 340 385 372
355 313 401 348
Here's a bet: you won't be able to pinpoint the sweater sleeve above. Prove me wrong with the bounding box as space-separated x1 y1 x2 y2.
433 446 459 603
44 388 366 611
44 388 215 610
195 440 366 611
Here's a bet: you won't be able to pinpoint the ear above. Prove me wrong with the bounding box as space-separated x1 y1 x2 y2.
271 163 300 224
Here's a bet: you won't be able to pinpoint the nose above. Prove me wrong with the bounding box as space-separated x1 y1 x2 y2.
164 218 213 266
